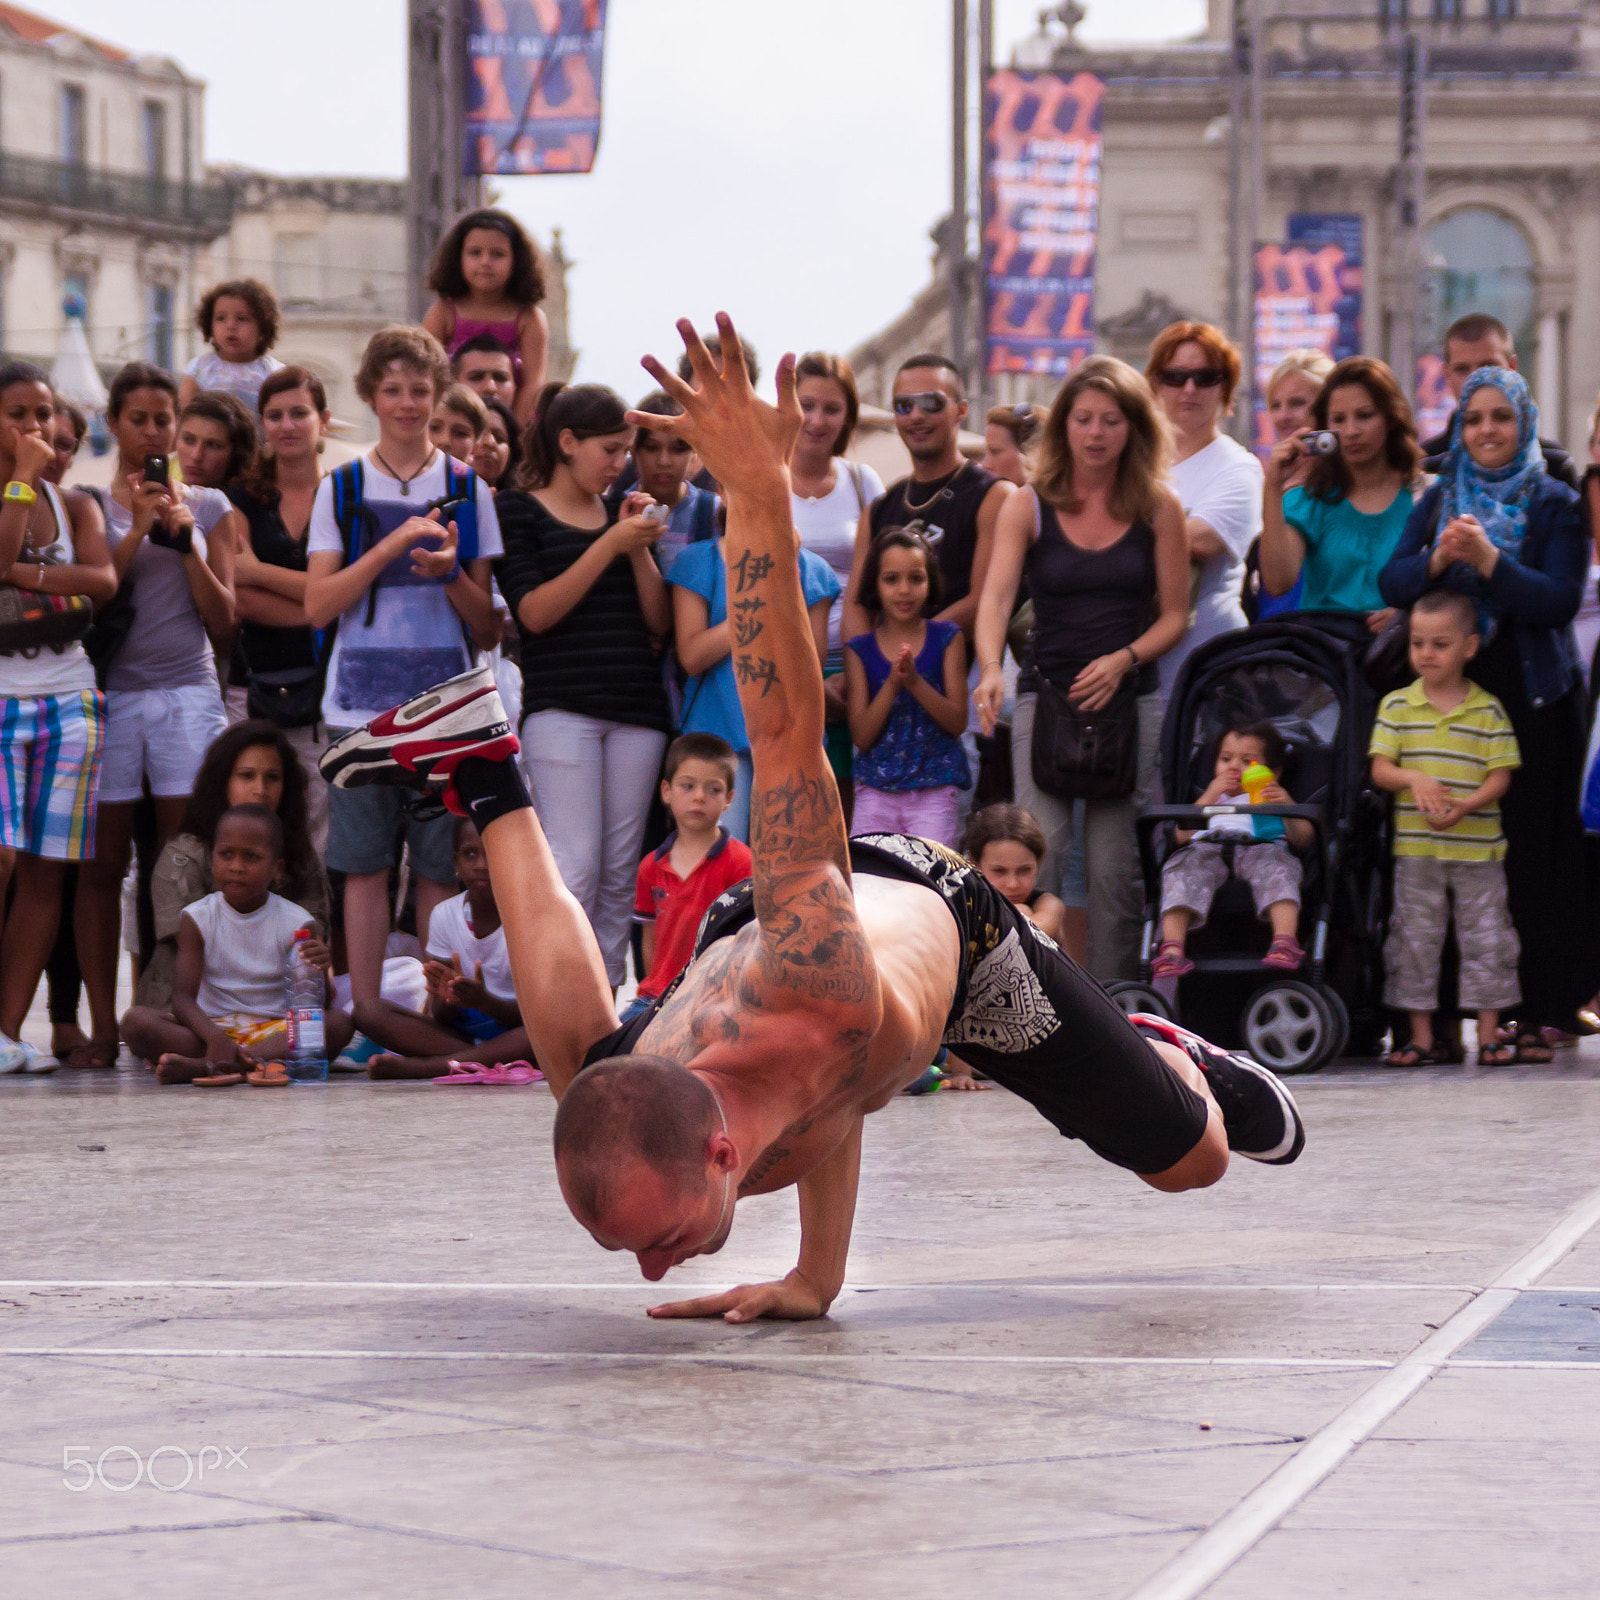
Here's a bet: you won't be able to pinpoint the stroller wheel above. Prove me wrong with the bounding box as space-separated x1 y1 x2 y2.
1242 980 1337 1074
1105 981 1174 1022
1317 986 1351 1064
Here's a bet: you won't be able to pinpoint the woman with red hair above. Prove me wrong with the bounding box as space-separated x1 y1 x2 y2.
1145 321 1261 697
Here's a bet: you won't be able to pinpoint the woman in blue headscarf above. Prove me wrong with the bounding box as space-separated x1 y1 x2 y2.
1381 366 1595 1052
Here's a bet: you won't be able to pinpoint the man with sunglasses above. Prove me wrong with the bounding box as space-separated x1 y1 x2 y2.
843 354 1010 646
1144 322 1261 699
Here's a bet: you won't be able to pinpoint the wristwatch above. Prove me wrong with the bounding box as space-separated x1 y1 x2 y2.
3 480 37 507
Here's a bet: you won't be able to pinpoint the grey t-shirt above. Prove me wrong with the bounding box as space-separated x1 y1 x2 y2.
103 486 232 692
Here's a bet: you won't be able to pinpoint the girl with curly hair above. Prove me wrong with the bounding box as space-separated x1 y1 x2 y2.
180 278 284 416
422 209 549 428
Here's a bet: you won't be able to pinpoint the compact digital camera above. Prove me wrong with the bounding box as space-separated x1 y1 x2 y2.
1303 431 1339 456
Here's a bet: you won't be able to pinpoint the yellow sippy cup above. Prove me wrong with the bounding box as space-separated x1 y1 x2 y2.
1241 762 1274 803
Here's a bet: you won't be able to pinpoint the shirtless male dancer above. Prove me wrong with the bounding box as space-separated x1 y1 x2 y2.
321 315 1304 1324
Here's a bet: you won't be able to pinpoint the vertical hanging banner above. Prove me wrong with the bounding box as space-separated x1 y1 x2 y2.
1251 214 1363 452
465 0 609 176
983 71 1103 378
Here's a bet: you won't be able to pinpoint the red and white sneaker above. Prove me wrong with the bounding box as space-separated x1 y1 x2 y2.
318 666 519 817
1130 1013 1305 1166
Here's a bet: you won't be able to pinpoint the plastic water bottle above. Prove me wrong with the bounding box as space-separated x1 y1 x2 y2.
285 929 328 1082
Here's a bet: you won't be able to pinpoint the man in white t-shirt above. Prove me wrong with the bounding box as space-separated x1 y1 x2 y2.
306 326 503 1006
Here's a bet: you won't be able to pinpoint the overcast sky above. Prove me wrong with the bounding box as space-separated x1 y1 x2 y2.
43 0 1204 394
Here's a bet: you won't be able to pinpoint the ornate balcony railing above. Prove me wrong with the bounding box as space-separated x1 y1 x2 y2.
0 152 234 233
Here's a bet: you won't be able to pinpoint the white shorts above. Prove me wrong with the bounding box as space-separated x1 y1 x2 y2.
99 685 227 804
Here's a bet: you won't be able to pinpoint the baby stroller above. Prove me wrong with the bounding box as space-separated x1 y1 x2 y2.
1110 618 1391 1072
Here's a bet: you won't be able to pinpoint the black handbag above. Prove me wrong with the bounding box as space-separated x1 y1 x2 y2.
82 581 137 689
1030 673 1140 802
245 663 324 729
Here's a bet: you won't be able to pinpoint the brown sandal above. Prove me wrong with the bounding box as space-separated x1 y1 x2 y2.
66 1040 118 1070
246 1061 290 1088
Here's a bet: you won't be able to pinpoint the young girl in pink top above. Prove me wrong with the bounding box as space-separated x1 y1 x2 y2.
422 209 550 428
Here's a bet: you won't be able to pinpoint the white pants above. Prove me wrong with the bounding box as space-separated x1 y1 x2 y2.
521 709 668 986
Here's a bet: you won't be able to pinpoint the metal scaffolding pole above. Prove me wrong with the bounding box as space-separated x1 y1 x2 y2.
1391 31 1427 398
950 0 969 391
407 0 478 321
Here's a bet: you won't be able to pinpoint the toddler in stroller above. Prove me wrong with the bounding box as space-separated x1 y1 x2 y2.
1152 722 1314 979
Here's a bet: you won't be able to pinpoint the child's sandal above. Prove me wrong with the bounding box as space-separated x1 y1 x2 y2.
1477 1043 1518 1066
1262 935 1305 970
246 1061 291 1088
1513 1031 1554 1064
1386 1040 1451 1068
1151 941 1194 979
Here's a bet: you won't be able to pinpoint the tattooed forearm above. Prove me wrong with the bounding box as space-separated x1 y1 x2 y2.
735 653 780 697
732 595 766 646
732 549 775 591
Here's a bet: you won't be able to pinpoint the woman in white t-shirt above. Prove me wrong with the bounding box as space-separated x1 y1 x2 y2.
787 352 884 799
0 362 117 1072
75 363 241 1070
1145 322 1261 698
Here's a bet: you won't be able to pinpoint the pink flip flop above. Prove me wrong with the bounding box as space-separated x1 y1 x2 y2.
432 1061 543 1086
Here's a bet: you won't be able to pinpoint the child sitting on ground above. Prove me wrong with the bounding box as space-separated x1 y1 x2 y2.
1153 722 1314 979
121 805 353 1084
357 819 535 1079
624 734 753 1023
1369 588 1522 1067
962 803 1067 945
178 278 284 414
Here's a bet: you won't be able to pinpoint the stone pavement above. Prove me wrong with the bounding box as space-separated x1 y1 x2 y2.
2 1048 1598 1599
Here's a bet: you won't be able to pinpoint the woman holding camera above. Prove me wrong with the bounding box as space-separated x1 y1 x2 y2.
76 362 239 1067
1260 355 1419 629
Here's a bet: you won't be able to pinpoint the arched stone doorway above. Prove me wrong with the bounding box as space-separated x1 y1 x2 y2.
1422 206 1538 391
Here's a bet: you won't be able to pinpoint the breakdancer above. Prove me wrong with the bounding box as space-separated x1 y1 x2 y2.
321 315 1303 1322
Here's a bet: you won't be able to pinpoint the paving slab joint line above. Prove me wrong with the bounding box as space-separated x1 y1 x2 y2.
1121 1181 1600 1600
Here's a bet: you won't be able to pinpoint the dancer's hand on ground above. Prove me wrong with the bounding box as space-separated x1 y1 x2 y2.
626 313 800 501
646 1268 831 1323
940 1069 990 1091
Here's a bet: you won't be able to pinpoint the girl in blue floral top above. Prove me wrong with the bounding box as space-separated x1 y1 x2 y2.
844 528 971 845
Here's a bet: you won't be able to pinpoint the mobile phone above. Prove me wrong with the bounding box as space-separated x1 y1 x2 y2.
642 503 670 524
143 454 170 487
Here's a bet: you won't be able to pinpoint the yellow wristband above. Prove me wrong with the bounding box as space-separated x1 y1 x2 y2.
3 480 38 507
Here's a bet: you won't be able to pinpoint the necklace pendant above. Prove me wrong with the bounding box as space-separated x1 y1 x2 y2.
399 482 410 496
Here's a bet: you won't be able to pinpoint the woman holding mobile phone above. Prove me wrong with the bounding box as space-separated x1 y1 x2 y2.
75 362 241 1069
494 382 672 990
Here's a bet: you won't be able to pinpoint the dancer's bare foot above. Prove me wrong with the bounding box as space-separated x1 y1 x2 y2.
369 1053 454 1080
155 1053 211 1085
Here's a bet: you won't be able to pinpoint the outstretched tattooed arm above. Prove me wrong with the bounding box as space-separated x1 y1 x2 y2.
628 317 879 1016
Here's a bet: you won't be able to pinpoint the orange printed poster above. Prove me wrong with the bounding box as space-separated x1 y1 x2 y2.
983 71 1103 377
466 0 609 176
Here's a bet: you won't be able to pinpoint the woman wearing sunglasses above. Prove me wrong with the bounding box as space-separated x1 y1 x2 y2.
1144 322 1261 699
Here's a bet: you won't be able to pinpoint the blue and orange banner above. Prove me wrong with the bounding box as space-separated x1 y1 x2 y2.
465 1 609 176
1251 214 1364 452
983 71 1103 377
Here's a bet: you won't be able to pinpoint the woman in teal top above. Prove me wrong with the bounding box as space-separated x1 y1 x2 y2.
1259 355 1423 629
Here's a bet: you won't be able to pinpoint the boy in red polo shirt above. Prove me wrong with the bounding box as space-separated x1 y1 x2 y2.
624 734 753 1021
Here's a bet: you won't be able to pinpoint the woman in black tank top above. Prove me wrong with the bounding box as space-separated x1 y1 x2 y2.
972 356 1189 982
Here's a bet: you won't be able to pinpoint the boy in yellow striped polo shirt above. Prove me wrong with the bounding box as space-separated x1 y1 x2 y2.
1369 589 1521 1068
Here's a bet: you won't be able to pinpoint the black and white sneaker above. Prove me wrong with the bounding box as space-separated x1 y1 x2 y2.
1131 1014 1305 1165
319 666 518 818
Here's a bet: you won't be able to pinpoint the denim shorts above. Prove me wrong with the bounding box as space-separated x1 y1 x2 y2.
324 731 457 884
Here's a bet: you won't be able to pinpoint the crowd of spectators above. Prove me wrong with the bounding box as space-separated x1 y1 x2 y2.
1 199 1596 1078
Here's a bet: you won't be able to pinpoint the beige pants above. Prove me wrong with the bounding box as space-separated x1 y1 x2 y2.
1384 856 1521 1013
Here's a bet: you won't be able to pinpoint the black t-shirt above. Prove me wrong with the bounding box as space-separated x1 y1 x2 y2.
225 484 319 679
868 461 1000 612
495 490 672 733
1021 499 1158 695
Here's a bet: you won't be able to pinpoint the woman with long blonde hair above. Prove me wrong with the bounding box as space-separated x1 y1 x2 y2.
974 356 1189 980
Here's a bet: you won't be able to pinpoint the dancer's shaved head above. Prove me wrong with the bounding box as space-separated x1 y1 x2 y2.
554 1056 721 1222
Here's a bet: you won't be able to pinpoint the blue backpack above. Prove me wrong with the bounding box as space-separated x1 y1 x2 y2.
329 457 481 625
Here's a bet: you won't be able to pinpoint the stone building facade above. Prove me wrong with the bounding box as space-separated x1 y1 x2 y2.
853 0 1600 449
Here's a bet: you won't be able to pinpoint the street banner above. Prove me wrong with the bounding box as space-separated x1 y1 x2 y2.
983 71 1103 377
465 1 609 176
1251 213 1364 452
